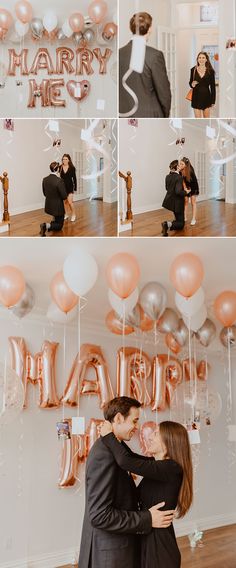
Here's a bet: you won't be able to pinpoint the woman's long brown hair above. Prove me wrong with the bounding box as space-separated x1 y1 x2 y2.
182 157 191 183
62 153 75 170
196 51 214 75
159 421 193 518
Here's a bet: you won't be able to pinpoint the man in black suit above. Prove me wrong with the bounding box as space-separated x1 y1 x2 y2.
161 160 191 236
79 397 175 568
119 12 171 118
40 161 67 236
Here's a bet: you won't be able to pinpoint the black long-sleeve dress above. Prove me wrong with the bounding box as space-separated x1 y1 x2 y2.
102 433 183 568
183 167 199 196
189 67 216 110
60 166 77 196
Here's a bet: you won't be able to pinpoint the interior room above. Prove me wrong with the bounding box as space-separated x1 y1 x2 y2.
0 237 235 568
118 118 236 237
0 118 117 237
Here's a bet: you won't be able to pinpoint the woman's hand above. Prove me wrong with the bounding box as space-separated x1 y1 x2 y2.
99 420 113 437
192 81 198 88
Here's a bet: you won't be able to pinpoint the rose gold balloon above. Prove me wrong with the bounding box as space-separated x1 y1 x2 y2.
102 22 117 41
29 47 55 74
165 333 182 354
86 418 104 453
93 47 112 74
50 271 78 314
140 305 154 332
106 310 134 335
8 48 29 75
49 79 66 107
140 422 157 455
56 47 75 74
116 347 152 406
58 418 86 487
9 337 60 408
0 266 25 308
0 9 13 32
27 79 50 108
214 290 236 327
61 344 114 408
69 13 84 33
66 79 91 102
197 360 210 381
182 358 196 382
88 0 108 24
106 253 140 300
170 253 204 298
76 48 94 75
152 354 182 411
15 1 33 24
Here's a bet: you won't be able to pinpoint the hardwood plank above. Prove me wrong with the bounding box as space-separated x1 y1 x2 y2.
58 524 236 568
119 200 236 237
0 199 117 237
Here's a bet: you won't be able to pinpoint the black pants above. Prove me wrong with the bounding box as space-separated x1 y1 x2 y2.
48 215 64 232
170 209 185 231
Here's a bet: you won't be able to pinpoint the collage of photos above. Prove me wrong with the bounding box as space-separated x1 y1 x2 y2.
0 2 236 568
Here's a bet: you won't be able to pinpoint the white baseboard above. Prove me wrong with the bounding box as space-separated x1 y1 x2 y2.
133 203 163 215
9 194 93 216
175 511 236 537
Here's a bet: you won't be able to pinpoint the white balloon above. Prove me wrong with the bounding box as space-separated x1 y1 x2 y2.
63 249 98 297
108 287 139 317
62 19 73 38
43 11 58 33
183 304 207 332
175 287 205 317
47 302 77 324
15 21 29 37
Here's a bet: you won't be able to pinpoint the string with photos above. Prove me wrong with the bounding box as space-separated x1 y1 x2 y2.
207 119 225 199
110 119 117 194
81 119 110 189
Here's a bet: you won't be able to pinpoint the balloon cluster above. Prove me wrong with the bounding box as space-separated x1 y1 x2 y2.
0 1 117 44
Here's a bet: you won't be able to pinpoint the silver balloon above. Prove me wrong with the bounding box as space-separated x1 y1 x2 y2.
73 32 84 46
57 29 66 41
172 319 189 347
125 304 141 329
220 326 236 348
84 16 95 28
196 318 216 347
11 283 35 319
83 28 95 45
139 282 167 321
157 308 179 334
30 18 44 39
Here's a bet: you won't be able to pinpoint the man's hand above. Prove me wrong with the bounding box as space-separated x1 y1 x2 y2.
149 502 175 528
192 81 198 87
99 420 113 437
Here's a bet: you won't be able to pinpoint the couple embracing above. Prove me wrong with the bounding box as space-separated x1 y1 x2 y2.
79 396 193 568
162 158 199 236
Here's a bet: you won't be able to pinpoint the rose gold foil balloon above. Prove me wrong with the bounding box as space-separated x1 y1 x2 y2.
29 47 55 74
88 0 108 24
86 418 104 453
93 47 112 73
62 344 114 408
9 337 60 408
66 79 91 102
15 1 33 24
0 265 25 308
152 355 182 411
69 13 84 33
214 290 236 327
50 271 78 314
56 47 75 74
165 333 182 354
116 347 152 406
106 253 140 299
102 22 117 41
0 9 13 32
140 421 157 455
170 253 204 298
197 360 210 381
8 48 29 75
76 48 94 74
106 310 134 335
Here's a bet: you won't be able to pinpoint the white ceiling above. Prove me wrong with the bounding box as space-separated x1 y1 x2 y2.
0 237 235 325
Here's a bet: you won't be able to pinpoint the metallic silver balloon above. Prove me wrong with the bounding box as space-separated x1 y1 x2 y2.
57 29 66 41
157 308 179 334
220 326 236 348
196 318 216 347
84 16 94 28
11 283 35 319
83 28 95 45
125 304 141 329
139 282 167 321
172 319 190 347
30 18 44 39
73 32 84 46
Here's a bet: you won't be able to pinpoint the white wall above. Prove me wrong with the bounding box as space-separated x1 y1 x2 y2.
0 313 236 567
119 0 171 48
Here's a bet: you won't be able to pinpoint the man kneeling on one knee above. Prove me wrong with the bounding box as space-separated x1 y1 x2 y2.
161 160 191 237
40 161 67 237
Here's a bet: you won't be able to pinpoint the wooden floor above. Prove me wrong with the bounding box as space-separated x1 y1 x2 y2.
59 524 236 568
119 200 236 237
1 199 117 238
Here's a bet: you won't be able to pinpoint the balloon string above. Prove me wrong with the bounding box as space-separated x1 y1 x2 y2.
227 327 232 413
193 334 197 414
119 69 139 118
62 323 66 421
77 297 81 415
188 315 194 422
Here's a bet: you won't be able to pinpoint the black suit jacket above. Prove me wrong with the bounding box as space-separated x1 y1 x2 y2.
119 41 171 118
42 174 67 217
78 438 152 568
162 172 186 214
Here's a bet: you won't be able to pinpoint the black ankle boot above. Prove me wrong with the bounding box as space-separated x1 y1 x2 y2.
161 221 169 237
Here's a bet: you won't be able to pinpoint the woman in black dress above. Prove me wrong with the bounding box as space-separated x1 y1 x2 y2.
60 154 77 222
179 157 199 226
101 421 193 568
189 52 216 118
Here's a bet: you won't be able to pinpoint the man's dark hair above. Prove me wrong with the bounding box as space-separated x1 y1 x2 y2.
103 396 141 422
169 160 178 171
129 12 152 36
50 161 60 173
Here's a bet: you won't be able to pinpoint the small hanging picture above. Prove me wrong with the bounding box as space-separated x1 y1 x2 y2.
4 119 14 131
